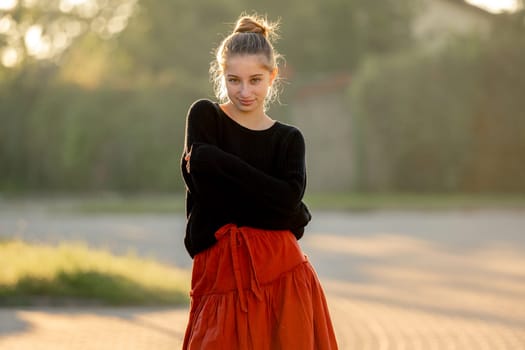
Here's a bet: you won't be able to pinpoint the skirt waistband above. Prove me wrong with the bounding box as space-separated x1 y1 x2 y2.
191 224 307 313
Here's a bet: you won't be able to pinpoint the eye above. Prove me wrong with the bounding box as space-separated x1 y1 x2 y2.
250 78 262 84
227 78 239 83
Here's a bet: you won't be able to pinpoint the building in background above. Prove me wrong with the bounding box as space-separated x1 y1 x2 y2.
291 0 494 193
413 0 494 48
291 73 353 192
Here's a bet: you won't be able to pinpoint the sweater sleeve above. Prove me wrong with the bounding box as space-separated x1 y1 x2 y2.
180 99 219 217
183 100 219 153
189 128 307 216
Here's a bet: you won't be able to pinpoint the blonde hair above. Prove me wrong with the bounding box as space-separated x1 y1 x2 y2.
210 14 282 110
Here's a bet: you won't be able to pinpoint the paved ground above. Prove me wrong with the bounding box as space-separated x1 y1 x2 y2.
1 207 525 349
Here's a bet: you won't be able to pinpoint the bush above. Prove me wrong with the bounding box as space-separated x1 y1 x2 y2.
350 34 525 193
0 239 189 306
0 72 194 193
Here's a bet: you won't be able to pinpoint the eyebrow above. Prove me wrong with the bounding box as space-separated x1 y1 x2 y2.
226 74 264 78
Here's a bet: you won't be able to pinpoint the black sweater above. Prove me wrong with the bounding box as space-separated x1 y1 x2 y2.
181 99 312 258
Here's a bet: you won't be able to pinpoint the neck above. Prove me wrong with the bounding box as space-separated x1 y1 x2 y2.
221 102 274 130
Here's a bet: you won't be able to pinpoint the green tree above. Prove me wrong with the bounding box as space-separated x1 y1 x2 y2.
350 20 525 193
238 0 417 73
0 0 137 68
0 0 420 193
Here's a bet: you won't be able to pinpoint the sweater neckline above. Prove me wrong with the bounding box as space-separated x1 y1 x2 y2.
214 102 279 133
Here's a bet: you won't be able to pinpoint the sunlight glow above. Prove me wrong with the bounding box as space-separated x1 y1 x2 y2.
0 0 18 10
1 0 137 67
60 0 89 8
59 0 100 18
25 25 52 59
1 46 20 67
0 0 17 11
0 15 14 33
22 0 38 7
466 0 521 13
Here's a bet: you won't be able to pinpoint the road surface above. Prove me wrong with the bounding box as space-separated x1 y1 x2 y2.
1 206 524 349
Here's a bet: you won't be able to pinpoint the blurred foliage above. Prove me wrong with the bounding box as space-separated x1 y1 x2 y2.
2 1 524 194
0 0 416 193
0 239 189 306
0 0 137 66
0 64 189 192
350 9 525 193
240 0 417 73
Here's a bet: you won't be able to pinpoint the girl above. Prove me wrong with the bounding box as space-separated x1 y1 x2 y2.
181 13 338 349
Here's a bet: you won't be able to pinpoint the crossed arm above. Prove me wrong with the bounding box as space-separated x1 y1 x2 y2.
181 100 309 227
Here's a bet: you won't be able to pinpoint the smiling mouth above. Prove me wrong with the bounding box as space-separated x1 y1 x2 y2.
239 99 254 105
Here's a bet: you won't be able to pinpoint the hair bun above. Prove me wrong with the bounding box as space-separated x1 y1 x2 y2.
233 15 277 40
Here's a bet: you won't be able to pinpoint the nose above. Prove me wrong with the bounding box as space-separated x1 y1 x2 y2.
239 83 251 97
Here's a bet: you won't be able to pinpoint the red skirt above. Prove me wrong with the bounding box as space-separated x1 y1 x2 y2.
183 224 338 349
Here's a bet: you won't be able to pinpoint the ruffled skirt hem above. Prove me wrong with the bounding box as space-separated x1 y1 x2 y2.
182 224 338 350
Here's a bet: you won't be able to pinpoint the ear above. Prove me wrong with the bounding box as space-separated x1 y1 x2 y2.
269 67 278 85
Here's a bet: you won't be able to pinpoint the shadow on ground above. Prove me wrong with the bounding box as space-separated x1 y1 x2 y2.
303 230 525 349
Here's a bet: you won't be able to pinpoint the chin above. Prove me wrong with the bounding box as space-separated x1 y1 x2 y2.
235 101 259 113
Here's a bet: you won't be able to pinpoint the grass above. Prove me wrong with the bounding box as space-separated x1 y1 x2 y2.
71 196 186 214
0 239 190 306
2 192 525 214
68 192 525 213
44 194 186 214
0 192 523 306
304 192 525 211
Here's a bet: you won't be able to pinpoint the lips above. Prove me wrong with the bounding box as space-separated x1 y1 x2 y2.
239 99 255 106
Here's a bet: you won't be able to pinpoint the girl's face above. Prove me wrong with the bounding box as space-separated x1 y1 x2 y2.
223 54 277 115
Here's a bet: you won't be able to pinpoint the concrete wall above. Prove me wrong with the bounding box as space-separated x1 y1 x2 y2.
413 0 492 47
291 91 354 192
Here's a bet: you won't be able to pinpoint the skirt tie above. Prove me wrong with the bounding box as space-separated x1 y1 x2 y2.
216 223 264 312
183 223 339 349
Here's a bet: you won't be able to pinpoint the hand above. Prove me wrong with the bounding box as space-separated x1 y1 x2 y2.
185 149 191 173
